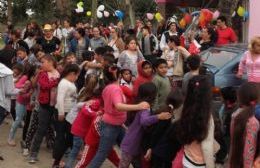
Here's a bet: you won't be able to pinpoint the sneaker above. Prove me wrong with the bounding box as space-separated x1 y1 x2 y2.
22 148 29 156
7 139 16 146
28 156 38 164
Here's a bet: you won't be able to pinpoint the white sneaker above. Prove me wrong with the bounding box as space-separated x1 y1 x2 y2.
22 148 29 156
7 139 16 146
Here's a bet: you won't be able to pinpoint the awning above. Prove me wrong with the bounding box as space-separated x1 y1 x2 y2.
155 0 219 7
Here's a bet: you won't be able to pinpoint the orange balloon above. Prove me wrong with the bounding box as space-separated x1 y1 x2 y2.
179 18 186 28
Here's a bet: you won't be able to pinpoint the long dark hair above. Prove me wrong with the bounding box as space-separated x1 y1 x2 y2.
135 82 157 105
230 82 259 168
61 64 80 79
176 75 212 144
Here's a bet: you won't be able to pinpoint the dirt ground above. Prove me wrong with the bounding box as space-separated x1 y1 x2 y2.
0 117 115 168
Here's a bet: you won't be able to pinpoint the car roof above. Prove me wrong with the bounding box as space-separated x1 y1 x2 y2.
213 43 248 52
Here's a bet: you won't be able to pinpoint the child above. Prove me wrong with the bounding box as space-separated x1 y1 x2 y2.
119 82 172 168
16 47 29 65
65 74 100 168
151 89 184 168
8 64 35 146
28 55 60 164
172 75 216 168
152 59 171 113
229 82 259 168
133 60 153 97
87 64 150 168
10 64 24 120
52 64 80 168
182 55 201 96
118 36 144 77
120 69 133 103
75 106 120 168
57 52 77 74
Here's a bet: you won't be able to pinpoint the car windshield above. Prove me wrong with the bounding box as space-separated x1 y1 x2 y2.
200 48 238 69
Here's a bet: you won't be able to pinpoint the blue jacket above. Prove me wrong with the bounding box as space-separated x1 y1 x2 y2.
69 37 90 53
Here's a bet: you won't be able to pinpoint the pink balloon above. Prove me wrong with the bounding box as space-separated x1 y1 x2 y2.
146 13 154 20
104 11 110 17
213 10 220 20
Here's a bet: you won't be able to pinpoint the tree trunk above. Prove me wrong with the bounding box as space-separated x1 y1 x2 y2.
91 0 98 25
56 0 71 18
7 0 13 23
217 0 240 25
125 0 135 28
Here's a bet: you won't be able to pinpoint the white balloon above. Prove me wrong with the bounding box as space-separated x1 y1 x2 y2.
104 11 110 17
97 5 105 11
75 7 84 13
97 11 103 18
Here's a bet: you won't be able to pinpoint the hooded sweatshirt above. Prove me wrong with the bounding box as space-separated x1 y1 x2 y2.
0 63 17 112
132 61 153 97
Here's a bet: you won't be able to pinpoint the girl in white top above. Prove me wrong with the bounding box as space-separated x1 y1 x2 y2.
53 64 80 167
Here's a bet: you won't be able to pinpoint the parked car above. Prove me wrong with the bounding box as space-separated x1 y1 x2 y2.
200 43 248 99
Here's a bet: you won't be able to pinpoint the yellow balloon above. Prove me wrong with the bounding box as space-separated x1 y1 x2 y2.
237 6 245 17
155 13 162 22
78 1 84 7
86 11 91 16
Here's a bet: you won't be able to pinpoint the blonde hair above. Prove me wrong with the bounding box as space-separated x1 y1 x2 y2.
77 74 98 102
249 36 260 54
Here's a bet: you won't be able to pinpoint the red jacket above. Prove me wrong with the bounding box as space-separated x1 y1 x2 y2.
132 61 153 97
71 99 101 139
37 71 59 105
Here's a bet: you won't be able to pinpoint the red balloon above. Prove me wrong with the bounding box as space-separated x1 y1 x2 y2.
201 9 213 22
184 13 192 24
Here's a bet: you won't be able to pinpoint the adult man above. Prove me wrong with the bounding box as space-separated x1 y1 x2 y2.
216 16 237 45
36 24 62 56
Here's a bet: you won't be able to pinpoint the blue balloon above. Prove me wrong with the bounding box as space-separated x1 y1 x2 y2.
115 10 124 20
191 11 200 16
244 11 249 19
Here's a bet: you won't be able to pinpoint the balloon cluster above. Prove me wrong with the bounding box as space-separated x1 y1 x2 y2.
236 6 249 19
75 1 84 13
96 5 124 20
145 12 163 22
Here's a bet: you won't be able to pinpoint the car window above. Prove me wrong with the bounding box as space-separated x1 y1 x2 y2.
200 49 238 69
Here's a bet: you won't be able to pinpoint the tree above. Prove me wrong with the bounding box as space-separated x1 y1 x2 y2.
217 0 240 25
7 0 12 22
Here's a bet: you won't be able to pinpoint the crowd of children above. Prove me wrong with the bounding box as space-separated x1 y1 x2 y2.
0 16 259 168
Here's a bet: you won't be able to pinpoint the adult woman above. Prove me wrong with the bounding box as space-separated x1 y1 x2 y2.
237 36 260 100
69 28 90 61
62 20 74 54
52 21 63 40
89 27 107 50
108 27 125 59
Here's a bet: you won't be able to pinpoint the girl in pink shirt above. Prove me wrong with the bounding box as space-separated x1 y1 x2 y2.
8 64 35 146
87 64 150 168
229 82 259 168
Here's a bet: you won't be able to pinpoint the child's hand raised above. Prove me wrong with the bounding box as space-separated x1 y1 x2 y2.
138 102 150 110
157 112 172 120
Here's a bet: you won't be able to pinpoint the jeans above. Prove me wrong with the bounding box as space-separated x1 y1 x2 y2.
30 104 55 157
9 102 27 140
65 136 83 168
0 106 7 125
88 121 125 168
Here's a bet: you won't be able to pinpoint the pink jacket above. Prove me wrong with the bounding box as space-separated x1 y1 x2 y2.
15 75 31 105
71 99 101 139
